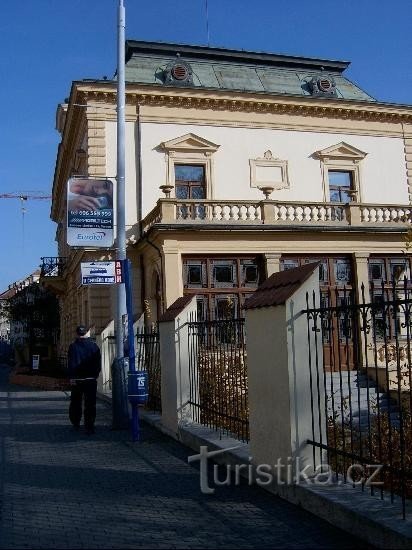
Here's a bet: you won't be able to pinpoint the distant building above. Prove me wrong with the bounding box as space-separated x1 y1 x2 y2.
0 287 15 342
6 271 60 368
43 41 412 357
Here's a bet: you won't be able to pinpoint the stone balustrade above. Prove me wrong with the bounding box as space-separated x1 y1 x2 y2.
140 199 412 233
360 205 412 224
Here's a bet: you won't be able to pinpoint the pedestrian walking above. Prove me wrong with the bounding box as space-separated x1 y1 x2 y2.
68 325 101 434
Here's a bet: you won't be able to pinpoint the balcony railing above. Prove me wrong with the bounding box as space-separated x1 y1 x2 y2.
141 199 412 233
40 257 66 278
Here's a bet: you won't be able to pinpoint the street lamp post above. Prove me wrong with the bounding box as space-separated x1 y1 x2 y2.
115 0 127 361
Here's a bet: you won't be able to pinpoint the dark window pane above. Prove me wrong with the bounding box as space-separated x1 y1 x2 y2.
191 186 205 199
334 260 351 285
175 165 205 182
370 262 384 281
244 265 258 284
188 266 202 284
282 260 299 271
176 185 189 199
214 265 233 283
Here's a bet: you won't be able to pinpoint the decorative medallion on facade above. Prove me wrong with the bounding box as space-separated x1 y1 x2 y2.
249 150 290 192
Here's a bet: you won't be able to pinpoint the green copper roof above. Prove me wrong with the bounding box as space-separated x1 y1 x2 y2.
124 41 375 102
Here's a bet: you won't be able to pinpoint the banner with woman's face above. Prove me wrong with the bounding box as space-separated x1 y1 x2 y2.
67 178 114 247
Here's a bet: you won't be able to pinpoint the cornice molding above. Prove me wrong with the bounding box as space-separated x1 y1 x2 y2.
75 88 412 125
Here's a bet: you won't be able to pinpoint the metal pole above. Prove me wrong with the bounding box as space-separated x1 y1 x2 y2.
115 0 126 360
124 259 140 442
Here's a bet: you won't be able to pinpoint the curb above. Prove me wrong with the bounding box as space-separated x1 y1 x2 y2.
136 406 412 549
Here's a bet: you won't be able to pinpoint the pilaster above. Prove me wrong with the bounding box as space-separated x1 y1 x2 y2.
264 253 282 277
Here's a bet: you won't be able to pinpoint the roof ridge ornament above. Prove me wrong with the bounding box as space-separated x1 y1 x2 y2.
164 55 194 87
308 74 337 97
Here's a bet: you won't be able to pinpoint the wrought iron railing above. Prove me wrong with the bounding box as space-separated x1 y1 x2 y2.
135 326 161 412
304 279 412 518
187 316 249 442
40 257 66 277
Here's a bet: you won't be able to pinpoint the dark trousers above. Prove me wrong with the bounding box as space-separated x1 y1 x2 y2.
69 380 97 429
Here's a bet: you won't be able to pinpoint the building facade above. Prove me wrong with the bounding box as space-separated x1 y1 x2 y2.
44 41 412 354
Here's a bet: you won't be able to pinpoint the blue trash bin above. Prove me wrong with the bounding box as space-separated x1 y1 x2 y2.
128 370 148 405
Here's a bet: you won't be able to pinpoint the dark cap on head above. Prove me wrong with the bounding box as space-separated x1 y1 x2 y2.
76 325 88 337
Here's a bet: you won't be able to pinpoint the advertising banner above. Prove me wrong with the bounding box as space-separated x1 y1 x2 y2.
67 178 114 247
81 261 124 285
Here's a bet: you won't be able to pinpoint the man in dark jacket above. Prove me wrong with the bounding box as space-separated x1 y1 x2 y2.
68 325 101 434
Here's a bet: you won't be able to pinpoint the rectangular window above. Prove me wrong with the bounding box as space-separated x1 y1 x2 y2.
369 260 384 282
211 260 237 288
241 262 259 286
369 256 412 340
175 164 205 199
184 260 206 288
183 256 262 319
188 265 202 285
328 170 355 203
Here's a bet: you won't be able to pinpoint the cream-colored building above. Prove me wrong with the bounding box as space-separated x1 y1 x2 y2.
44 41 412 354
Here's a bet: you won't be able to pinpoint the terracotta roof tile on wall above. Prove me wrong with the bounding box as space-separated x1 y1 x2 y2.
244 262 319 310
158 295 195 323
0 288 17 300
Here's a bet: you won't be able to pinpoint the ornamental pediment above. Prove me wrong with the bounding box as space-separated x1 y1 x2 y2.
314 142 367 161
160 133 220 153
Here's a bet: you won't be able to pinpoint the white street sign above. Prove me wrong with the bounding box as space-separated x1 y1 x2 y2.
81 261 123 285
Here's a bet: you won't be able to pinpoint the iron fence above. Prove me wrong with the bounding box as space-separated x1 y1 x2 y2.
40 257 66 277
304 279 412 518
187 315 249 442
136 326 161 412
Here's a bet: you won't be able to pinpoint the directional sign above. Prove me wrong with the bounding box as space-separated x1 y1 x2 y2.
81 261 124 285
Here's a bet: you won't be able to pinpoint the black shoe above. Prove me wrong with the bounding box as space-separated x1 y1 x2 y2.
72 424 80 432
85 427 95 435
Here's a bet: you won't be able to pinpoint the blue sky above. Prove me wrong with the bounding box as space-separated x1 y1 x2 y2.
0 0 411 292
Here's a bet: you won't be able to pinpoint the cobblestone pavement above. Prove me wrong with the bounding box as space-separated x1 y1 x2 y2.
0 365 368 549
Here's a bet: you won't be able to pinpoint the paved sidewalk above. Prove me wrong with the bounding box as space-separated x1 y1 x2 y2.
0 366 367 549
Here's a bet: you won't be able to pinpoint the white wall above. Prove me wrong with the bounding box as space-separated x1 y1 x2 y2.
106 121 138 229
139 123 408 218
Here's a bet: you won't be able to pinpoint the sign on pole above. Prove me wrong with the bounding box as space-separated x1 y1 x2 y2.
32 355 40 370
81 261 124 285
67 178 114 247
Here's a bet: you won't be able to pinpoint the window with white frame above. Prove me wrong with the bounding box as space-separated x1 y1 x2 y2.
314 142 367 203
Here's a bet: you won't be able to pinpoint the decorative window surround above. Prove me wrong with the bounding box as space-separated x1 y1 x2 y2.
249 150 290 191
161 133 220 199
314 141 367 203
